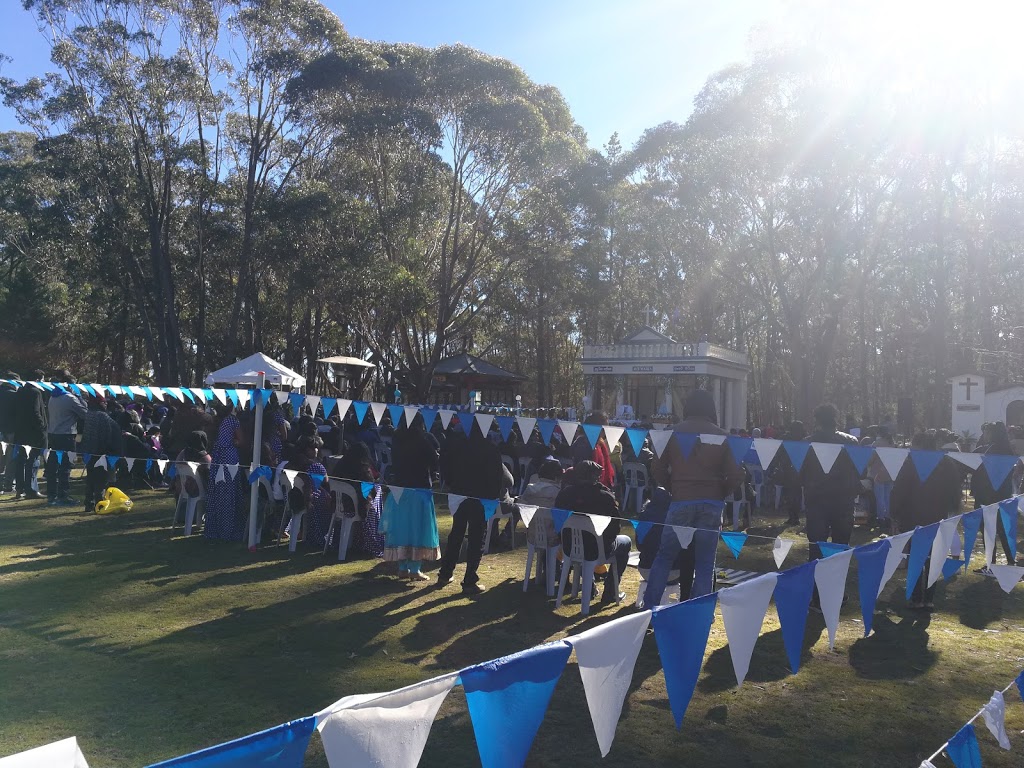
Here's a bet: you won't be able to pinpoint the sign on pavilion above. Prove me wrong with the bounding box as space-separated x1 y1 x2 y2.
949 372 1024 440
580 326 750 429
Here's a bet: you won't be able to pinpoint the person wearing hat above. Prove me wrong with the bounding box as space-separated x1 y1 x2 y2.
519 457 564 550
10 370 47 499
46 371 87 505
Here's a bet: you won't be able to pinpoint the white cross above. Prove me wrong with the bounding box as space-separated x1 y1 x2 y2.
645 306 655 327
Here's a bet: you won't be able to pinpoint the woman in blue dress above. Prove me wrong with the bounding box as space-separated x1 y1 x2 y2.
204 402 244 540
380 414 440 580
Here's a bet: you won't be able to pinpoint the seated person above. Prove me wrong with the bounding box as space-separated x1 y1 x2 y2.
519 458 563 549
553 460 631 604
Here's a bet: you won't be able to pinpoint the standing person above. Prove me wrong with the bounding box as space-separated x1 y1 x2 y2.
380 414 440 581
263 396 289 465
972 422 1018 566
868 426 896 530
204 403 244 541
572 412 616 488
288 436 333 550
333 441 384 557
0 374 20 493
892 433 963 609
643 389 744 608
781 420 806 525
10 371 47 499
45 373 87 506
801 404 860 561
80 397 122 513
554 460 631 604
436 428 507 595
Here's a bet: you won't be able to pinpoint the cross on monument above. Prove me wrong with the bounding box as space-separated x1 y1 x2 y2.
645 306 655 327
960 377 978 401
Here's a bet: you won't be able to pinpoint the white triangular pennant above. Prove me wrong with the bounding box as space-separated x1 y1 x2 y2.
699 433 725 446
475 413 495 436
156 459 168 474
94 454 105 467
189 387 207 402
558 420 579 444
811 442 844 474
990 564 1024 593
186 461 199 474
603 426 624 449
67 451 77 465
875 447 909 481
518 504 538 527
212 388 227 406
304 394 320 414
370 402 387 426
334 398 352 420
390 485 405 503
516 417 537 440
877 529 914 597
403 406 420 428
0 736 90 768
283 469 299 487
0 441 6 456
438 409 455 429
447 494 466 514
648 430 673 458
719 572 779 687
983 503 999 565
124 458 135 472
773 537 795 569
587 514 612 536
981 690 1012 750
753 438 782 469
948 451 983 471
165 387 185 402
568 611 652 757
226 463 240 479
814 548 854 650
316 673 458 768
674 526 696 548
275 391 289 405
128 385 148 399
216 464 227 484
928 515 962 587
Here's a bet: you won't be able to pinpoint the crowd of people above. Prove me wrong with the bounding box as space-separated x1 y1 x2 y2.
1 370 1019 612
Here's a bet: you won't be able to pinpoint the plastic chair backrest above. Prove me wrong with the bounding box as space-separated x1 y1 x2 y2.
332 481 360 517
622 462 648 488
500 454 514 474
561 514 606 563
178 463 205 498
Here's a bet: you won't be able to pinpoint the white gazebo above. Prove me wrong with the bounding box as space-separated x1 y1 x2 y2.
580 326 750 429
204 352 306 391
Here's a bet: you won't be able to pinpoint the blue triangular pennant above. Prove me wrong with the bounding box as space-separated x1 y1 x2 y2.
784 441 810 472
651 592 718 728
550 507 573 532
54 450 64 465
773 561 816 673
481 498 500 521
961 509 982 570
106 455 118 470
910 449 944 482
1017 670 1024 704
818 541 852 558
942 558 965 580
459 414 475 437
581 423 603 449
982 454 1018 493
146 459 153 473
143 386 157 401
905 522 940 600
946 723 982 768
726 435 753 466
460 642 572 768
321 397 337 419
181 388 196 404
202 388 215 402
999 499 1018 562
226 389 240 407
360 481 374 499
720 530 747 559
352 401 370 424
845 444 873 475
632 519 655 543
495 416 515 442
144 715 316 768
248 466 271 484
420 407 438 432
288 392 304 415
167 463 177 479
308 473 326 492
387 404 404 428
854 539 890 636
673 432 698 459
82 453 92 465
536 419 557 445
626 428 647 457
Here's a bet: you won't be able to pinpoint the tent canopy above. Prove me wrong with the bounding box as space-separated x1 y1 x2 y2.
204 352 306 389
317 355 375 368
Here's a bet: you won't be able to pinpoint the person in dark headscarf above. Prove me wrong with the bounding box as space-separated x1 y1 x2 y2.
972 421 1018 566
643 389 744 608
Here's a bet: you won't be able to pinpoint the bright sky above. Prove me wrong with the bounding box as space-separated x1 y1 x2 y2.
0 0 783 148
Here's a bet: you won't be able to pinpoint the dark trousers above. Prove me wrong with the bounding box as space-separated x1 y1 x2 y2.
438 499 486 586
996 514 1016 566
805 498 855 560
10 446 41 494
45 433 76 500
85 464 111 509
911 557 937 604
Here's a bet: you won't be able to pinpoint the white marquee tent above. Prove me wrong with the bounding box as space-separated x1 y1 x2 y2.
204 352 306 390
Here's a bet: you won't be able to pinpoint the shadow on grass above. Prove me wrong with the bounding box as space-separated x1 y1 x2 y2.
848 612 937 679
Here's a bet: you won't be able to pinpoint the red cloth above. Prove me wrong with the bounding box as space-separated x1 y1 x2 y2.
592 440 615 488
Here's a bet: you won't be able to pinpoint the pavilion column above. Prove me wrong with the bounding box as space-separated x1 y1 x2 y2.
734 377 748 430
662 378 672 416
613 375 625 417
722 379 733 430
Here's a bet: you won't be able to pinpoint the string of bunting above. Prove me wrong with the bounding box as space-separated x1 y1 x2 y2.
3 380 1021 498
920 671 1024 767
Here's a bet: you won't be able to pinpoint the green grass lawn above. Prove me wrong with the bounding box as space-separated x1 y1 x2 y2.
1 478 1023 767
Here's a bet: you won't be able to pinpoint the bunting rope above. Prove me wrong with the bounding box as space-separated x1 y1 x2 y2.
921 672 1023 766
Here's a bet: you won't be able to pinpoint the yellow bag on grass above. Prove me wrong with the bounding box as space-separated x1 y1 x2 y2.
95 487 133 514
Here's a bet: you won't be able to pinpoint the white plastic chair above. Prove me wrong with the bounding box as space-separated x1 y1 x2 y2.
522 510 559 596
173 463 206 536
517 457 532 494
555 515 620 616
621 462 649 516
744 462 764 508
324 481 360 561
483 503 516 554
277 473 307 552
635 567 682 608
378 437 393 479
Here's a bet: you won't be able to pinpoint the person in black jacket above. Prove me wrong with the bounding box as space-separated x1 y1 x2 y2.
971 422 1018 566
0 374 19 492
554 460 631 604
802 404 860 560
10 371 48 499
437 428 510 595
